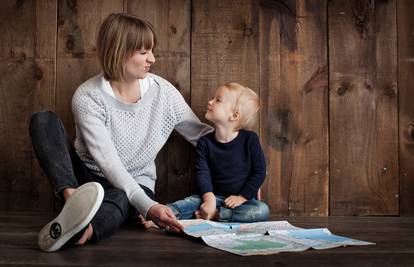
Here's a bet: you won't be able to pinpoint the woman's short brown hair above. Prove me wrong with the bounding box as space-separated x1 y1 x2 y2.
97 13 157 81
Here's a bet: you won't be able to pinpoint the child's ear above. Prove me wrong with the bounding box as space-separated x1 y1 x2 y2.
230 111 240 121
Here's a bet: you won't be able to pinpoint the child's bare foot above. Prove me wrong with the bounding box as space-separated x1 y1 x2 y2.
138 215 157 229
195 209 219 220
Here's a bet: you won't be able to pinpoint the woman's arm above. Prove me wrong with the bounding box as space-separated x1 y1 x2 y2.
161 80 213 146
72 87 158 218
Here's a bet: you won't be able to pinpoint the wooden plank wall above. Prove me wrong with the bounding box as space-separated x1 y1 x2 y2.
329 1 399 215
0 0 412 216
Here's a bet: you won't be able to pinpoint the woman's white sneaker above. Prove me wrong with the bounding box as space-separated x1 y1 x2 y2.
38 182 104 252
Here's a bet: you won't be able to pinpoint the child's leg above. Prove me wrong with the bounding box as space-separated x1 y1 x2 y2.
217 200 269 223
167 195 203 220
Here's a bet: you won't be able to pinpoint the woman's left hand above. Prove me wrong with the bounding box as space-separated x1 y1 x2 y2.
224 195 247 209
147 204 183 233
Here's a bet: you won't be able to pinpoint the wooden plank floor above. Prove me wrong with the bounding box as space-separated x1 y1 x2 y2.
0 212 413 266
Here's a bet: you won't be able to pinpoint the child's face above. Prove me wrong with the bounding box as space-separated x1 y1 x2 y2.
205 86 237 126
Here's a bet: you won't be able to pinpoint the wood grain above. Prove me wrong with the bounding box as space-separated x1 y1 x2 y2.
259 0 329 215
329 0 398 215
191 0 260 121
1 212 414 266
0 0 55 211
398 0 414 216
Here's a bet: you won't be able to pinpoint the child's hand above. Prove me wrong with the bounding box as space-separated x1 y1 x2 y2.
224 195 247 209
199 200 217 220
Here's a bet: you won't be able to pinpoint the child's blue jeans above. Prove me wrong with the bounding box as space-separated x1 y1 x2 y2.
167 195 269 223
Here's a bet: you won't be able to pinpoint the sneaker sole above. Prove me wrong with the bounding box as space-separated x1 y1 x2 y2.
38 182 104 252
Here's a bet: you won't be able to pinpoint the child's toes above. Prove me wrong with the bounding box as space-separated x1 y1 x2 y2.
195 210 202 219
143 220 156 229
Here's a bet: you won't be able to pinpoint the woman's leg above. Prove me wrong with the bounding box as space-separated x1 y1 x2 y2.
90 188 130 241
30 111 103 251
29 111 93 202
217 199 269 223
167 195 202 219
91 184 157 240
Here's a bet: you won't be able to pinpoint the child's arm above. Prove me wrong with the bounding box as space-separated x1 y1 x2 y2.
195 138 217 220
238 133 267 200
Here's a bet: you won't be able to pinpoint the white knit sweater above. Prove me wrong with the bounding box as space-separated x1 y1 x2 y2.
72 73 213 217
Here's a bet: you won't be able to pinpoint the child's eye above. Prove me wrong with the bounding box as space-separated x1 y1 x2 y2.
216 99 221 103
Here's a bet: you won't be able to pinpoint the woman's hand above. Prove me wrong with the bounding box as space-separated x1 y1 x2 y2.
147 204 183 233
224 195 247 209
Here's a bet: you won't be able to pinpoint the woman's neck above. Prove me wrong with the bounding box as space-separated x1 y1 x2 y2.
110 79 141 103
214 125 239 143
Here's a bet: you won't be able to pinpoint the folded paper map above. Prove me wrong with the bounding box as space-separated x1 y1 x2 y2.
179 219 375 256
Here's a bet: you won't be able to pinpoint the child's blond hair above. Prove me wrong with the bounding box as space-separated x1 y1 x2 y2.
224 82 259 130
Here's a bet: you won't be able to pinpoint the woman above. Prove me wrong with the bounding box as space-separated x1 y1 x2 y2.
30 13 213 252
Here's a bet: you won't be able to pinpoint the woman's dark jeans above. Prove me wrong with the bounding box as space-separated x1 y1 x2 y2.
29 111 155 241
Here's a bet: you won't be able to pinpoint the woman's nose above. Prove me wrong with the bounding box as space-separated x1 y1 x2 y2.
147 51 156 63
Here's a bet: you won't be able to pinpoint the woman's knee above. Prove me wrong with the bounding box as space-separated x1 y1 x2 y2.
30 111 62 135
30 111 59 126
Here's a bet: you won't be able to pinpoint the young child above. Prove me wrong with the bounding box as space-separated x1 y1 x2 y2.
167 82 269 223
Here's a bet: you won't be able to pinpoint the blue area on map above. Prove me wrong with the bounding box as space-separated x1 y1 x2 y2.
288 229 355 243
185 222 241 233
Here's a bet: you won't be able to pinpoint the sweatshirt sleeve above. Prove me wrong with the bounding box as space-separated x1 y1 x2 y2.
72 87 158 218
165 83 213 146
195 137 214 195
239 133 267 200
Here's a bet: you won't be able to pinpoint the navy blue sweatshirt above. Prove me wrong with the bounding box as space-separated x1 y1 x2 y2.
195 130 266 200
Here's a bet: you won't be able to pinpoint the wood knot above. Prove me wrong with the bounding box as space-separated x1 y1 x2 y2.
352 0 373 38
58 17 65 26
33 64 43 81
364 80 373 91
16 0 25 8
408 124 414 142
68 0 77 11
383 83 397 98
337 85 347 96
17 52 26 63
66 35 75 51
243 27 253 37
170 25 177 34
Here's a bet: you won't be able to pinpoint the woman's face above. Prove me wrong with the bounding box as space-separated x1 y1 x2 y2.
124 48 156 80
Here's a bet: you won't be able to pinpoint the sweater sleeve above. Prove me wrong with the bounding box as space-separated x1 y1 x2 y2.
239 133 267 200
72 88 158 218
195 137 214 195
166 84 213 146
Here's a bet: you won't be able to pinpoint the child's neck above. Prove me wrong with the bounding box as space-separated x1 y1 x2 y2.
214 125 239 143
